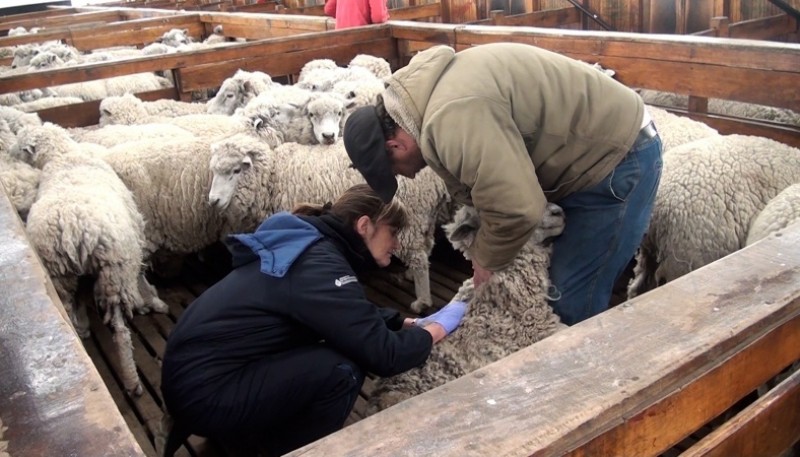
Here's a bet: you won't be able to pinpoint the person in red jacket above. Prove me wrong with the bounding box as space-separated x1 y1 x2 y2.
324 0 389 29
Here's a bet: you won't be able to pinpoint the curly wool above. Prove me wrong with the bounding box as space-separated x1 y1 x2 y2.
367 205 565 414
628 134 800 297
746 183 800 246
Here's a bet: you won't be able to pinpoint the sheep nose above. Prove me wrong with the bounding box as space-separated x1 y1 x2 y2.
323 133 335 140
209 196 219 206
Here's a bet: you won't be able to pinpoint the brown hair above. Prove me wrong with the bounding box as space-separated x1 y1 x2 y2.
374 94 398 140
293 184 408 231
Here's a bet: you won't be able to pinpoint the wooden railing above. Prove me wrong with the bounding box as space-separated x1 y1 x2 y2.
0 190 146 457
0 9 799 456
693 13 798 41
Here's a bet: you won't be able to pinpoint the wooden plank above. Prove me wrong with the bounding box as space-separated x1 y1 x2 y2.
444 26 800 110
389 3 444 21
0 10 125 33
683 111 800 149
35 88 177 128
728 13 796 40
0 188 145 456
0 8 81 31
680 368 800 457
284 221 800 457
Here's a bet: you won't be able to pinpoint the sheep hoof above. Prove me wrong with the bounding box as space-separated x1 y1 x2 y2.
409 298 433 314
127 383 144 397
150 298 169 314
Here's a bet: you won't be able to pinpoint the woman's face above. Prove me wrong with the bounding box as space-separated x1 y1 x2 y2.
358 216 400 267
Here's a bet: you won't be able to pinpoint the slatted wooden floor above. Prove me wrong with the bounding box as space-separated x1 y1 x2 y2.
81 236 472 457
79 237 763 457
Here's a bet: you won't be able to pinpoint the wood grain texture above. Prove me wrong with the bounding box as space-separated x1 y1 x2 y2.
284 222 800 457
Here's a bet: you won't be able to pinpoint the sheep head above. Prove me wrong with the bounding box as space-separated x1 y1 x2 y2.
305 93 346 145
208 134 271 211
444 203 566 259
99 94 148 126
11 123 78 169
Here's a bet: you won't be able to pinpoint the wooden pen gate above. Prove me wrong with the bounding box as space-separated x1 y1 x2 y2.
0 4 799 456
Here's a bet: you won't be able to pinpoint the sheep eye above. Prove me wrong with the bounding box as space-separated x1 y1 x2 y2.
226 92 234 99
101 109 111 116
233 167 241 174
348 91 356 98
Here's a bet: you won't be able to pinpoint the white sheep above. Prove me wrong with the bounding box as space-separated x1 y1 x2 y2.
98 94 208 126
639 89 799 127
348 54 391 79
23 143 165 395
0 119 40 220
157 28 194 48
296 66 378 93
0 106 42 134
0 88 53 107
208 137 452 312
298 58 338 81
12 96 85 112
746 183 800 246
248 92 346 145
101 137 229 257
332 78 385 114
628 134 800 298
647 105 719 152
70 123 197 148
367 203 566 414
206 69 275 115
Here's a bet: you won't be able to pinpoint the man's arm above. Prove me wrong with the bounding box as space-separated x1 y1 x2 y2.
324 0 337 18
427 98 546 271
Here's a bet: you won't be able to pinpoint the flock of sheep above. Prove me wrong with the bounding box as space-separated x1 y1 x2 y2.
1 28 799 418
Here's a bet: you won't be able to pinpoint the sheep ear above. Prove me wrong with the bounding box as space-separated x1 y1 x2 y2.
252 117 263 129
241 154 253 169
447 223 475 242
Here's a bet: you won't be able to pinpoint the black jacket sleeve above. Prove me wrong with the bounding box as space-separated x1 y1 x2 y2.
377 307 405 331
284 243 432 377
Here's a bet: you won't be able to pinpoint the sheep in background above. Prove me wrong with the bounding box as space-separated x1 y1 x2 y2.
367 203 566 414
70 123 196 148
12 96 85 113
206 69 275 115
0 119 40 220
332 78 385 114
10 123 109 167
21 133 168 395
157 28 194 48
296 66 378 92
0 106 42 134
101 137 230 258
298 58 338 81
0 88 53 107
248 92 347 145
99 94 208 125
348 54 391 79
628 135 800 298
746 183 800 246
208 138 452 312
647 105 719 152
638 89 799 127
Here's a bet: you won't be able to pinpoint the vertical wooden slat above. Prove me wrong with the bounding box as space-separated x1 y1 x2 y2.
675 0 686 33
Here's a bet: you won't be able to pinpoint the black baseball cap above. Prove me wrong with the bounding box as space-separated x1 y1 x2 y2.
343 106 398 203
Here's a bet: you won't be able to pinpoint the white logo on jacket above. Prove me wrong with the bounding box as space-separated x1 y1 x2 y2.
334 275 358 287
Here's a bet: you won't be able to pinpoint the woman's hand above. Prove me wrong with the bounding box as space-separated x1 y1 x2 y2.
472 259 493 288
415 300 468 343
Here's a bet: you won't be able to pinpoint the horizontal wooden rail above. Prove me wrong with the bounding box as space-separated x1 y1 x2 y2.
693 13 797 40
0 7 81 32
470 5 581 27
0 188 146 457
287 221 800 456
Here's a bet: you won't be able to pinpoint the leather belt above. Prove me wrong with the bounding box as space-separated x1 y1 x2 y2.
632 121 658 148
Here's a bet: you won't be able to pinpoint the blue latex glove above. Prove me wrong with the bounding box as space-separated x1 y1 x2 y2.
415 300 468 335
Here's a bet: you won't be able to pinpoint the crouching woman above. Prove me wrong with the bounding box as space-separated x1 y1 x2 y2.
160 184 465 457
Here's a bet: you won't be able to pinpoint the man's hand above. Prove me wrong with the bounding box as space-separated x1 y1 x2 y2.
472 259 493 288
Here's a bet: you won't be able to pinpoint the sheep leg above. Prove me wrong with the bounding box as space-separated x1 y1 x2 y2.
409 263 433 314
137 274 169 315
52 275 90 339
107 305 143 396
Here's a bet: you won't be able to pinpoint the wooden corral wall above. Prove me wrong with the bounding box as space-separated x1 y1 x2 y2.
287 220 800 456
0 12 799 456
0 190 147 457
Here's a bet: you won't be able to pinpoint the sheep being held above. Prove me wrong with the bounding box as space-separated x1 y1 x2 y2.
366 203 567 415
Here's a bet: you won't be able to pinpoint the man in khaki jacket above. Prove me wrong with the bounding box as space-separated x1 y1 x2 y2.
343 43 662 325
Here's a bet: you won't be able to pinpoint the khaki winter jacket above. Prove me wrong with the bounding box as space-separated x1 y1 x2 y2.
382 43 645 271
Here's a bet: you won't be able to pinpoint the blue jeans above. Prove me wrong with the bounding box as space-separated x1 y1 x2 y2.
548 134 663 325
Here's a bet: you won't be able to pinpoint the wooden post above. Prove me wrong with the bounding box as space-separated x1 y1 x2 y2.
688 95 709 114
713 0 730 17
490 8 505 24
630 0 644 33
675 0 686 33
710 15 730 37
